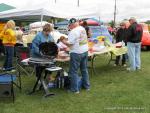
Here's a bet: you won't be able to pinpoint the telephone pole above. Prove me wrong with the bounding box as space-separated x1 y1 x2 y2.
77 0 79 7
113 0 117 27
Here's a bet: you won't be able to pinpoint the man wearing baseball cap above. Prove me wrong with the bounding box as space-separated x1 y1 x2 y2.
63 18 90 93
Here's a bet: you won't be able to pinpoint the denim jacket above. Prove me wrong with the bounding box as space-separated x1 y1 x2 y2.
31 32 54 58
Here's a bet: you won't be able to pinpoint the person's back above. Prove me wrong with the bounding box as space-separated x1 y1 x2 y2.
0 28 16 46
64 18 90 93
127 21 143 43
127 17 143 71
68 25 88 54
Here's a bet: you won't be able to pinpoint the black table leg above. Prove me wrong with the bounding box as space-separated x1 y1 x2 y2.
40 80 55 97
91 55 97 75
27 73 42 95
28 67 55 97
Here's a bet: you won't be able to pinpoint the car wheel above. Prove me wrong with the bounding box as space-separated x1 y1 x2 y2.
146 46 150 50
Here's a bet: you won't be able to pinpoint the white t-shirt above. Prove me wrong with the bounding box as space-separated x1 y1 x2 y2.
68 26 88 54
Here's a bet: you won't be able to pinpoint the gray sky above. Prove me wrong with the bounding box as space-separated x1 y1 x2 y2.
0 0 150 22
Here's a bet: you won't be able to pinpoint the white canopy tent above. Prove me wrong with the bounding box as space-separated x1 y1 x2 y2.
0 8 58 21
0 5 99 21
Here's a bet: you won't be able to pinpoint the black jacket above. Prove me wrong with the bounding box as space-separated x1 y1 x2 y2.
127 22 143 43
116 28 128 43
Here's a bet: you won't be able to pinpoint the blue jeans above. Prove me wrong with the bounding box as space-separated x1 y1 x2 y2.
69 52 90 92
127 42 141 71
3 46 14 70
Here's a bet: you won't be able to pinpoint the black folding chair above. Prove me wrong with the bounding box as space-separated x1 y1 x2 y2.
15 46 35 76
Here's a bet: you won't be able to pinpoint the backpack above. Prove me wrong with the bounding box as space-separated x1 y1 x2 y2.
54 70 70 89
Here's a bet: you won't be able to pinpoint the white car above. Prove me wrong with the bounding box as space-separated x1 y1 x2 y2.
22 22 68 46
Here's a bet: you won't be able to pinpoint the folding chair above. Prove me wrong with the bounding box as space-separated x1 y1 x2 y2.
0 69 21 103
15 46 35 76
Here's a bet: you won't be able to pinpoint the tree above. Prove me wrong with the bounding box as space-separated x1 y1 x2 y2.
145 20 150 24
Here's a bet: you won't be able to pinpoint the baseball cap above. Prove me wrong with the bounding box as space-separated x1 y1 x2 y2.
68 18 77 25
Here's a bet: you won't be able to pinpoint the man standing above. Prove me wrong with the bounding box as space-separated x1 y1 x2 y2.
63 18 90 93
127 17 143 71
114 22 128 66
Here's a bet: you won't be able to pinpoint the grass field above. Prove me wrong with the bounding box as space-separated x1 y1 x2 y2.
0 51 150 113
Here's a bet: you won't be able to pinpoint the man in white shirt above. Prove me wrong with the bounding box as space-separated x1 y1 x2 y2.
63 18 90 93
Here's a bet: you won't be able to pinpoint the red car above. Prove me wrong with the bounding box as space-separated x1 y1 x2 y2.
140 23 150 50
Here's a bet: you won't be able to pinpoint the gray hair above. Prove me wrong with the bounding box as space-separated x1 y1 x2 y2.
129 17 137 22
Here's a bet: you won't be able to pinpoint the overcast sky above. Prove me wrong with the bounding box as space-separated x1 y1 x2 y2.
0 0 150 22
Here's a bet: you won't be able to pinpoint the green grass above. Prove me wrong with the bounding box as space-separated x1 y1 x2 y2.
0 51 150 113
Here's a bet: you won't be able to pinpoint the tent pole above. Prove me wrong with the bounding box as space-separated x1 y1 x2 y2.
113 0 117 28
98 16 100 26
98 16 102 35
40 10 44 30
77 0 79 7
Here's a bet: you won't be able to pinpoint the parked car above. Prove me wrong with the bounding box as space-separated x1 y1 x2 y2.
140 23 150 50
56 26 68 35
55 20 68 35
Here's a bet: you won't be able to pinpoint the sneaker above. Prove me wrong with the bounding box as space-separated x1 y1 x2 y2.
113 64 118 67
3 67 15 71
126 67 131 71
74 91 80 94
67 90 80 94
126 67 136 71
38 80 41 85
122 64 127 67
136 67 141 70
2 67 6 71
4 69 16 73
9 69 16 72
0 53 4 56
86 88 90 91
